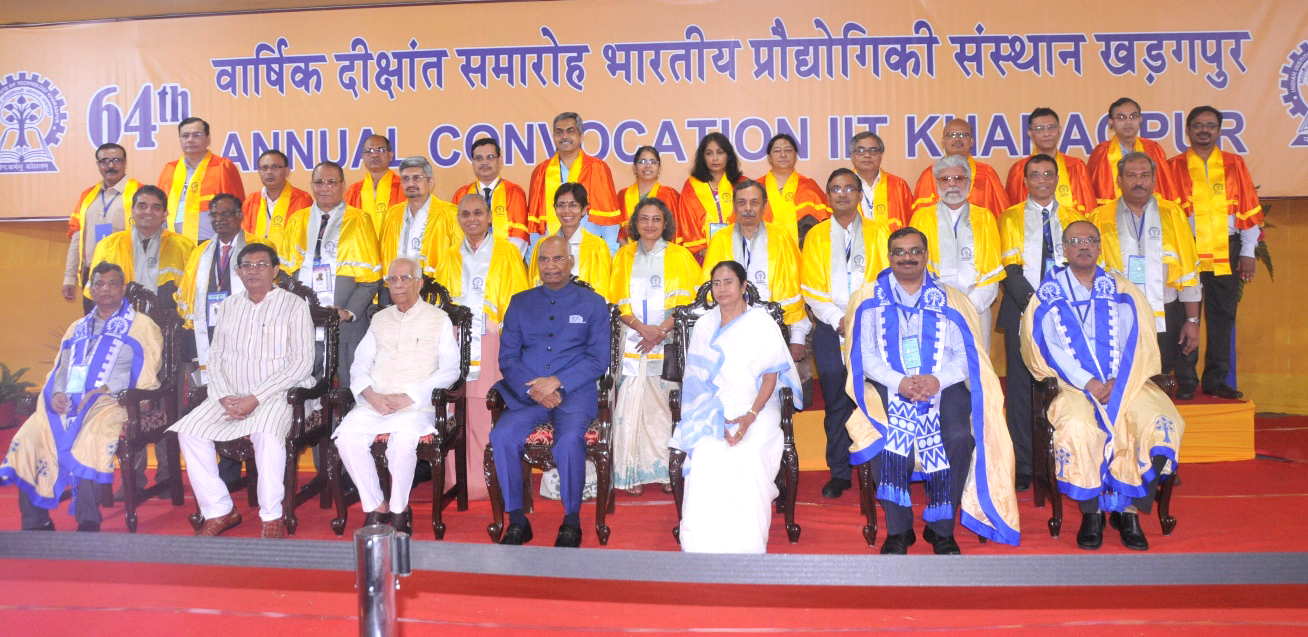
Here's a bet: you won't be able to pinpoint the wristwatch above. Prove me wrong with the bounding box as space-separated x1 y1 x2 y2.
1186 317 1199 324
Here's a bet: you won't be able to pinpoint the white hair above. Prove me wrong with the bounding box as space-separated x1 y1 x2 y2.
932 154 971 180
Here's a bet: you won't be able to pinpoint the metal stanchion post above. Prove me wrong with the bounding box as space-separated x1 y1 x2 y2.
354 524 411 636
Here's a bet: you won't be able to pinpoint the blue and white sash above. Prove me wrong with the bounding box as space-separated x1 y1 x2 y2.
1031 267 1148 511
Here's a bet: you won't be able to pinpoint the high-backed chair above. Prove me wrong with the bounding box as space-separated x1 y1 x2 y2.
1032 374 1178 538
482 279 622 545
112 283 189 531
663 281 801 544
183 274 338 535
324 277 473 538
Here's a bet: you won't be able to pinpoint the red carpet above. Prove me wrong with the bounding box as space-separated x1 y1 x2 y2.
1 415 1306 634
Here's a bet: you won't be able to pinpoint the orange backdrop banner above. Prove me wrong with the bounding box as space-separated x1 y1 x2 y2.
1 0 1307 219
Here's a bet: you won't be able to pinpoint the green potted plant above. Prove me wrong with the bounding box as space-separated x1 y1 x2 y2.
0 363 37 429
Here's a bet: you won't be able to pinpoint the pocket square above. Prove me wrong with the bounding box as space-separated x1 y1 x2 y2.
569 315 585 324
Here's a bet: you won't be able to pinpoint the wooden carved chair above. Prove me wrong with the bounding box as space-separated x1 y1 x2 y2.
483 279 623 545
115 283 188 531
183 274 338 535
1032 374 1178 538
664 281 801 544
324 277 474 538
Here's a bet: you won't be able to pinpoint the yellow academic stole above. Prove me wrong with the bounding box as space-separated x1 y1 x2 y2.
542 153 583 235
362 172 395 230
255 190 292 244
1186 150 1232 274
858 175 891 222
690 175 734 239
167 154 212 239
764 172 799 233
1053 153 1078 213
1105 137 1143 200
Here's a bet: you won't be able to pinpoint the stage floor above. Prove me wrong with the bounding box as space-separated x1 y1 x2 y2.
1 414 1305 634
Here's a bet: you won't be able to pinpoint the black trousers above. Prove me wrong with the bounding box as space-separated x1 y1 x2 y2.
997 295 1033 478
19 480 102 528
812 321 854 481
1190 235 1243 391
1159 301 1199 390
868 381 974 536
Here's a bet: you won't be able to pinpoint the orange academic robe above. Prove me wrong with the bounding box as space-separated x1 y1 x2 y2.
1004 152 1096 215
526 151 622 234
1169 149 1263 275
912 157 1010 218
156 152 247 239
618 183 682 241
1087 136 1181 206
452 179 531 246
857 170 915 232
241 186 313 242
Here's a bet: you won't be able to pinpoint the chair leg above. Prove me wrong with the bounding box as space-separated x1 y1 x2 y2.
484 445 504 542
165 432 185 506
283 444 300 535
520 460 533 514
858 462 877 547
431 445 447 541
782 445 800 544
668 450 685 543
120 446 140 533
1158 470 1178 535
325 440 349 537
454 425 469 511
593 448 612 546
317 440 333 509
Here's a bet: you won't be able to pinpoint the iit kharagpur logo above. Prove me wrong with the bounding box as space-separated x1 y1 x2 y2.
0 71 67 173
1280 42 1308 147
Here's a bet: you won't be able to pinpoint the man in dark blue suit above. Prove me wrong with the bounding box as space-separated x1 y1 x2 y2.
492 235 611 547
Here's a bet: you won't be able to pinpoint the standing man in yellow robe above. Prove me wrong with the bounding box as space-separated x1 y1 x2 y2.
452 138 531 258
527 112 623 253
912 119 1010 217
377 156 458 304
345 134 405 233
63 143 140 312
1005 108 1095 215
242 150 311 248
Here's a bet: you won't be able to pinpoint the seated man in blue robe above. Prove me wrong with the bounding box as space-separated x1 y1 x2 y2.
491 235 611 547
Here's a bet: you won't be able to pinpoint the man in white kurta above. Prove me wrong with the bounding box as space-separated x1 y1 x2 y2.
332 258 461 529
170 243 315 538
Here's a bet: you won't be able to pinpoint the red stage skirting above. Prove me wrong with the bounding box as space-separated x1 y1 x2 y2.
1 415 1305 633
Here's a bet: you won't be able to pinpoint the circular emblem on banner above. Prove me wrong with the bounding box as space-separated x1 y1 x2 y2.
410 237 422 251
1279 41 1308 147
875 203 886 214
923 287 946 310
105 316 129 336
1148 227 1162 240
472 276 484 291
784 191 795 202
852 254 865 268
0 71 67 174
324 240 337 253
1057 184 1070 195
273 215 284 226
1093 275 1115 298
960 247 973 260
1037 280 1061 304
754 270 767 283
1213 183 1225 194
495 205 506 214
649 274 662 287
147 257 158 267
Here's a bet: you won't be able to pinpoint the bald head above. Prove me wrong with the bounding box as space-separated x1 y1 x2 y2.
1061 220 1101 274
941 118 974 158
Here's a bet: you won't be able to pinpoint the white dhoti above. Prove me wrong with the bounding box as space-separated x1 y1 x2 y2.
679 404 783 554
180 431 286 522
333 407 435 512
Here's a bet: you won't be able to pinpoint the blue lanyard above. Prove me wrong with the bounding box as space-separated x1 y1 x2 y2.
1062 270 1091 326
1129 210 1148 256
951 207 965 239
892 286 921 332
100 190 120 218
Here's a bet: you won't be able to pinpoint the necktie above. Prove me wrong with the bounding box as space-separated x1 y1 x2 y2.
141 238 151 252
313 212 331 261
1040 207 1054 279
217 244 231 290
483 186 493 205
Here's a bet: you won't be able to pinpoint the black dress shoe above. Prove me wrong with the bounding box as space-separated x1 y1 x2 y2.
499 522 533 545
1203 384 1244 400
821 478 853 499
922 527 962 555
1076 512 1104 550
879 529 917 555
77 520 101 533
1176 385 1197 401
554 524 583 548
1117 512 1149 550
363 511 394 527
392 508 413 535
24 520 55 531
1015 475 1032 492
1108 511 1122 530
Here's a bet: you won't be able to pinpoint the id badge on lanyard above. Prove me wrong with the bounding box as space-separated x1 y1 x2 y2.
900 336 922 371
1127 254 1146 284
207 291 229 325
312 262 334 293
67 364 91 393
708 222 729 240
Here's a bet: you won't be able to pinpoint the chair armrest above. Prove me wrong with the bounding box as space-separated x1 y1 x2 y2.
778 386 795 443
18 392 38 419
668 388 681 430
485 387 505 424
287 378 332 405
1035 377 1060 402
596 373 615 421
432 384 465 410
185 385 209 411
118 384 178 438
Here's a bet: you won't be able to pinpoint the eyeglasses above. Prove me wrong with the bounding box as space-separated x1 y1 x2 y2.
399 174 428 183
96 157 124 166
1190 122 1220 131
311 179 342 187
361 147 391 155
179 132 207 140
1063 237 1100 245
208 209 241 217
383 274 419 285
471 154 498 162
1113 112 1142 121
769 146 796 155
636 215 663 223
890 248 926 257
943 132 972 139
851 146 884 156
828 185 859 194
1026 170 1058 180
556 201 583 211
938 175 968 184
1030 124 1060 134
635 158 659 165
257 164 286 172
237 262 274 271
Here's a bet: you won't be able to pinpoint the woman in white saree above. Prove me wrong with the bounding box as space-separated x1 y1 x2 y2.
671 260 803 553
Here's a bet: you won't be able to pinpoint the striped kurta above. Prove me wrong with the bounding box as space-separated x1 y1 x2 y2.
169 287 315 441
